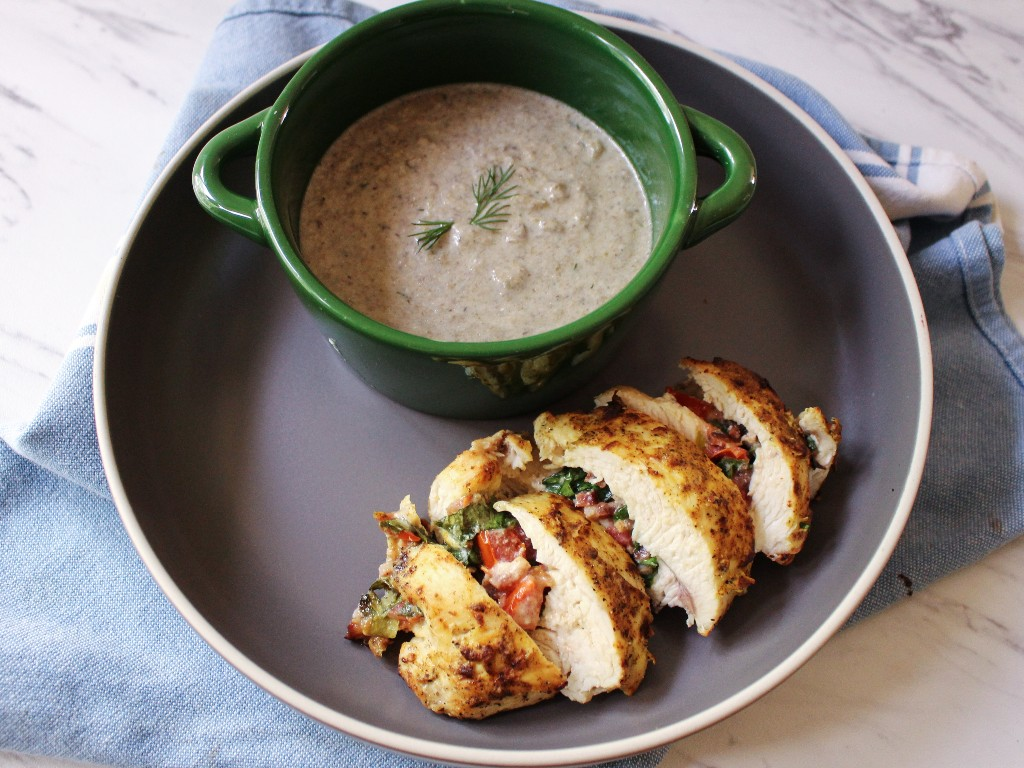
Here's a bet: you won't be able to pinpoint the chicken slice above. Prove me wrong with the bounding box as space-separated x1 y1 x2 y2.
533 403 755 635
798 406 843 497
495 493 654 702
679 357 822 564
375 498 566 719
595 385 705 444
427 429 545 522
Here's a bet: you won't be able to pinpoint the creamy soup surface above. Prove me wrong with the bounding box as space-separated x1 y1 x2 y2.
299 83 652 342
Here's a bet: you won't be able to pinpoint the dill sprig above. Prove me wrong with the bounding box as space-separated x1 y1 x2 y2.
410 219 454 251
409 164 518 249
469 164 518 230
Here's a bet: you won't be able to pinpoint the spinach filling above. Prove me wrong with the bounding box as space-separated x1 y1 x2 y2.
378 514 431 542
542 467 658 584
352 578 423 639
717 456 749 479
432 501 516 567
543 467 631 519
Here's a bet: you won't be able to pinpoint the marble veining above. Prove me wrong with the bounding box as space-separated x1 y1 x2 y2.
0 83 42 112
0 0 227 428
73 5 183 46
757 0 1024 168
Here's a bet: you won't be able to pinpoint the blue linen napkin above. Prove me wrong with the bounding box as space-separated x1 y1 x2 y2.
723 55 1021 619
1 0 1022 765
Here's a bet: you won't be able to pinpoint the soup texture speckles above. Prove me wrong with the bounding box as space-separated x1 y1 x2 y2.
299 83 652 342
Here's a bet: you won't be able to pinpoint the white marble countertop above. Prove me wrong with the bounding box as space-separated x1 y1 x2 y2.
2 1 1022 767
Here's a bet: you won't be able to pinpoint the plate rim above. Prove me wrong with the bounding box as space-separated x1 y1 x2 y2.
93 13 933 767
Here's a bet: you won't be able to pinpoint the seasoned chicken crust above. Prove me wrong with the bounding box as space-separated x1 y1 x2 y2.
534 402 755 635
680 357 827 564
595 385 705 444
377 501 566 719
496 493 653 702
427 429 544 522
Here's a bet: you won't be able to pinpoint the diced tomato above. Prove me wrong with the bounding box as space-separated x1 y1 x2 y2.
666 387 721 422
704 430 750 462
394 530 422 544
476 526 529 569
499 574 546 631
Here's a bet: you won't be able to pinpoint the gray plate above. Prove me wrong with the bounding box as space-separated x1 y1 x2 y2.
95 17 931 768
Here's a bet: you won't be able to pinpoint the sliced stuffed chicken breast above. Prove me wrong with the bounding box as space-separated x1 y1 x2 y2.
798 406 843 497
534 402 755 635
427 429 543 522
595 385 705 444
495 493 653 702
677 357 841 564
346 497 566 719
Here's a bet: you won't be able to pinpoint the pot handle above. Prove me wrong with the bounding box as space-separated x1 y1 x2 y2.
679 105 757 247
192 108 270 245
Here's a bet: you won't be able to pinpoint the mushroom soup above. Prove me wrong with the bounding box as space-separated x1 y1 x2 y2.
299 83 652 342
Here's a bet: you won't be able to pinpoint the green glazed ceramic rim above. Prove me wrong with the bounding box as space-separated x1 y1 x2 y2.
257 0 692 359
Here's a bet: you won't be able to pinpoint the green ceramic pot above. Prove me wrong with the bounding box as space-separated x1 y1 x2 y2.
192 0 756 419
